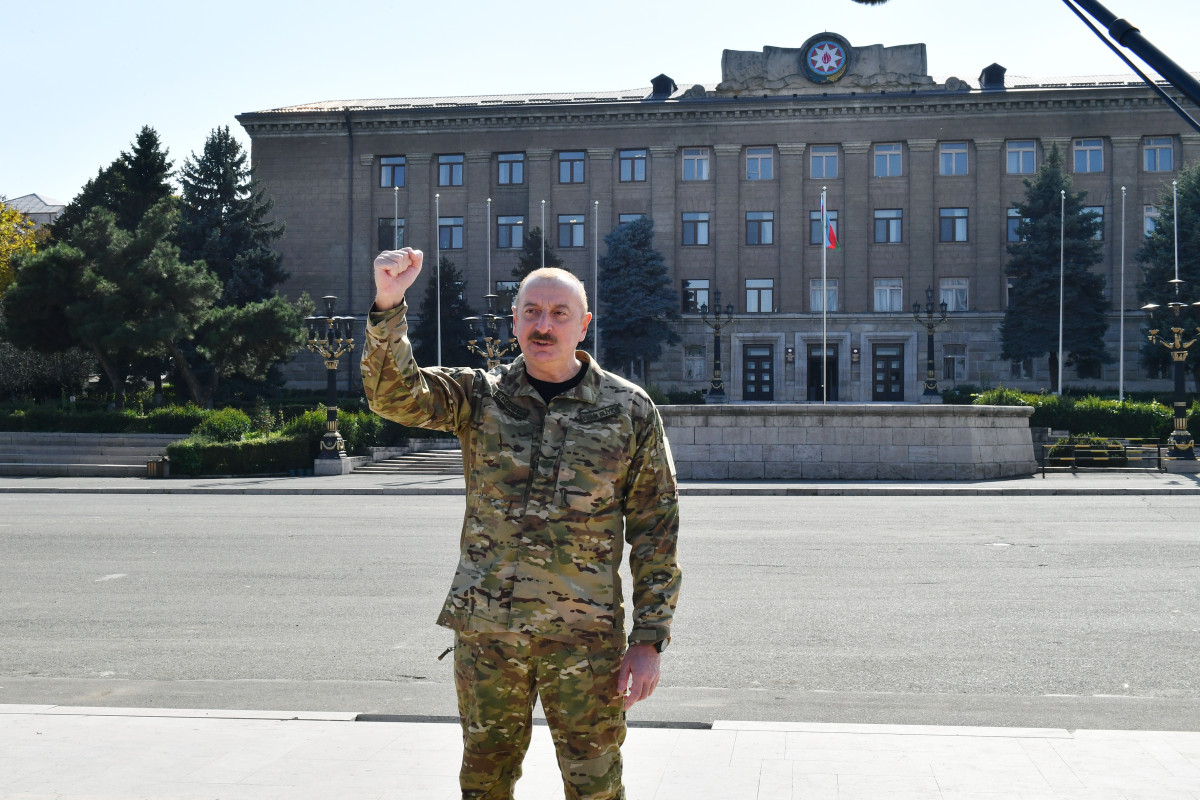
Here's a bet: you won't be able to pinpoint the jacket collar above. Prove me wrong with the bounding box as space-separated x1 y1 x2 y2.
501 352 603 406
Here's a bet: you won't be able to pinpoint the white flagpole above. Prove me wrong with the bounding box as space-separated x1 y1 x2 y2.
1120 186 1126 402
436 192 442 365
486 197 492 292
593 199 600 360
821 186 828 405
1057 189 1065 396
393 186 399 249
540 199 546 269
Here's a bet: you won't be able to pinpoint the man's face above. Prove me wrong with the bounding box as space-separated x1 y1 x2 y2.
513 277 592 382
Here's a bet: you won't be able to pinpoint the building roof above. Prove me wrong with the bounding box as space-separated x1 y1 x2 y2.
249 73 1194 115
5 193 65 214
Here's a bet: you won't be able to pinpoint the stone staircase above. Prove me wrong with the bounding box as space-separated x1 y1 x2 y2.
0 432 185 477
354 448 463 476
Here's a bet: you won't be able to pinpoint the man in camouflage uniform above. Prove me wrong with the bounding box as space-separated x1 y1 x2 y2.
361 247 681 800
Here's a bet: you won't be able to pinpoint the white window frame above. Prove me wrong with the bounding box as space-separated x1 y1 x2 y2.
682 148 710 181
940 277 969 312
1006 140 1035 174
810 279 839 312
1073 138 1104 173
745 147 774 180
939 142 968 176
874 278 904 312
810 145 838 178
874 143 902 177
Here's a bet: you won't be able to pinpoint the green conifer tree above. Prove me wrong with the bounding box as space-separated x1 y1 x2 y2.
413 257 479 368
597 217 679 378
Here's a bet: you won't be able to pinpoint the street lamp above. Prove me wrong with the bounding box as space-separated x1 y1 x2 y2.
1142 290 1200 461
464 293 517 370
912 286 949 401
305 295 356 460
700 289 735 403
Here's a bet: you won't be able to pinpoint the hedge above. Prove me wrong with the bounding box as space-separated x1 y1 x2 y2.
0 404 210 433
166 434 311 476
973 388 1196 441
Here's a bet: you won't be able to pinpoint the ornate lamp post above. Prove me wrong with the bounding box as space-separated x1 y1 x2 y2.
1142 288 1200 461
464 293 517 370
305 295 356 460
912 286 949 401
700 289 735 404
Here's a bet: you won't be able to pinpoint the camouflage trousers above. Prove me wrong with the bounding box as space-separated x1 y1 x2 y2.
454 631 627 800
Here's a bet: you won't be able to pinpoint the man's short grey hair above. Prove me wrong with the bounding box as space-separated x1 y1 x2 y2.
515 268 589 313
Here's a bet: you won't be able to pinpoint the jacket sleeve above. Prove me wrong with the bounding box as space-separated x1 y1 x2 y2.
360 300 475 436
622 404 682 648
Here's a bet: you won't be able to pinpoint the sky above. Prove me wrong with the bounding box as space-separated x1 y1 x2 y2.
4 0 1198 205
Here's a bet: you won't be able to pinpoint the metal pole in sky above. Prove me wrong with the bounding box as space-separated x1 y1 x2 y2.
821 186 828 405
1120 185 1126 402
486 197 492 291
1058 189 1065 396
540 200 546 269
435 192 442 365
593 199 600 360
393 186 399 249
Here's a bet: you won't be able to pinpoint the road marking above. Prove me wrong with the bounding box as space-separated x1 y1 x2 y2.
94 574 127 582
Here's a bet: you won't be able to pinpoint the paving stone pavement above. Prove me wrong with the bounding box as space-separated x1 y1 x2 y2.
1 706 1198 799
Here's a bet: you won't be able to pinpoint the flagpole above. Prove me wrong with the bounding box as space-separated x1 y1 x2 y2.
1057 189 1064 396
1119 186 1126 402
436 192 442 365
393 186 399 249
486 197 492 292
821 186 828 405
540 199 546 269
593 199 600 360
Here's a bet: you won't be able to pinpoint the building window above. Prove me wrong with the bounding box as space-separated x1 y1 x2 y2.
557 214 585 248
746 212 774 246
682 212 710 246
683 345 706 381
438 216 464 249
940 277 969 312
1144 137 1174 172
940 142 968 176
619 149 647 182
811 145 838 178
618 213 645 225
939 208 969 242
746 147 774 180
682 279 710 313
498 153 524 185
874 278 903 312
496 280 520 311
874 209 903 243
809 209 838 245
1011 358 1034 379
874 143 902 177
378 217 404 251
682 147 710 181
380 156 406 188
1007 140 1035 174
1007 208 1027 242
943 344 967 382
559 151 585 183
1083 205 1104 240
1073 138 1104 173
438 154 464 186
745 279 774 313
810 279 839 312
497 215 524 249
1144 205 1159 236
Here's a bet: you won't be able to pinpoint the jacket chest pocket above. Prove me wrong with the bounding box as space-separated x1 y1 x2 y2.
553 406 630 514
472 405 536 508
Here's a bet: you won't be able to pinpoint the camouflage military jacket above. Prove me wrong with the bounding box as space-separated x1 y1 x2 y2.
361 301 681 647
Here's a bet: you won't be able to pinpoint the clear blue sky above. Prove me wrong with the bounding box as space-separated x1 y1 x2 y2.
4 0 1197 205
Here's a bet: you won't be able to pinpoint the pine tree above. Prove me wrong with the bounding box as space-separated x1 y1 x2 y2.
1001 144 1109 391
513 226 563 281
178 126 287 305
1136 162 1200 392
413 257 479 367
597 217 679 377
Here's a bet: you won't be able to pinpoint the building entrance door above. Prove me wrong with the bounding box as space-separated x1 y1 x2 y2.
873 344 905 401
806 344 838 401
742 345 774 401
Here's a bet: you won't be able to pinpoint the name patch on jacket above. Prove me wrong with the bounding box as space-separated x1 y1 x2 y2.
579 404 621 423
494 391 530 420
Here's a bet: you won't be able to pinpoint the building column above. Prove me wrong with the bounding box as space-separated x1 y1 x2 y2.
777 142 807 314
525 148 553 237
648 146 677 249
842 141 871 312
907 138 937 295
1110 135 1141 314
713 144 743 302
973 138 1004 308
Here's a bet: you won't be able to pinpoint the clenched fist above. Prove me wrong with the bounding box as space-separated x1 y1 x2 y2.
373 248 424 311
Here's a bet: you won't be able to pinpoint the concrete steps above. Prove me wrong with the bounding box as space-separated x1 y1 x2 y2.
0 432 186 477
354 448 463 475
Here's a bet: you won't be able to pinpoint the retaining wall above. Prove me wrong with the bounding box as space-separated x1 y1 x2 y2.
660 404 1037 481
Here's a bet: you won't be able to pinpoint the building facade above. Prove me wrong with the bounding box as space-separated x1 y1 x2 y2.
236 34 1199 400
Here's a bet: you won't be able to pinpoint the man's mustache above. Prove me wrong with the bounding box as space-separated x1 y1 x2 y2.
527 333 557 345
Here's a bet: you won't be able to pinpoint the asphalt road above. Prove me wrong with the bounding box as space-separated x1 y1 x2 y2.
1 493 1197 731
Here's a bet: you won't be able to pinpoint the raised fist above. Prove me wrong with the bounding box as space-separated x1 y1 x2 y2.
373 248 423 311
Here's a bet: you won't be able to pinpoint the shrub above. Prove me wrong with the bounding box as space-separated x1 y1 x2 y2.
144 404 210 434
1047 434 1128 467
166 433 311 476
283 408 328 458
940 384 980 405
973 386 1033 407
193 407 253 442
665 389 708 405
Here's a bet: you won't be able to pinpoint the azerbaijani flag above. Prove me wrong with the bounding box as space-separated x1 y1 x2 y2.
821 193 839 250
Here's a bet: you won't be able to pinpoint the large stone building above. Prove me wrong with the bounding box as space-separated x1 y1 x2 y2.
236 33 1199 400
